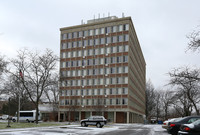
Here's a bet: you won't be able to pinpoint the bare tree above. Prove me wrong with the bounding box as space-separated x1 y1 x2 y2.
7 48 58 124
0 54 7 85
0 54 7 76
160 90 173 120
168 67 200 115
67 97 79 123
145 80 156 121
93 96 106 116
187 29 200 52
43 73 59 121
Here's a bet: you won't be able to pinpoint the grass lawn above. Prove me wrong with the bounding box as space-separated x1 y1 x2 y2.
0 122 67 129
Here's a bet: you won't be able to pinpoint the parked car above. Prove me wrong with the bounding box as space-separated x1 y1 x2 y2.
168 116 200 135
1 115 9 120
80 116 107 128
178 119 200 135
162 118 182 129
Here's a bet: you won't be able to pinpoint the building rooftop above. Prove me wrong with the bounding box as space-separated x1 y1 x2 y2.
87 16 118 24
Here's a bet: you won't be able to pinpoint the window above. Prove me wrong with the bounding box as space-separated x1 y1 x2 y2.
67 42 71 48
123 66 128 73
83 31 88 37
77 70 81 76
122 98 128 105
88 89 92 95
105 27 111 33
125 77 128 83
82 60 87 66
95 68 99 74
110 99 112 105
104 68 108 74
109 88 113 95
81 80 86 85
89 29 93 36
88 69 92 75
105 47 110 53
62 34 67 40
110 78 116 84
68 33 72 39
72 42 76 48
95 29 99 35
105 78 109 85
89 39 93 46
83 50 87 56
100 28 105 34
77 80 81 86
124 45 129 52
83 69 87 76
116 77 122 84
117 46 123 52
67 52 71 58
67 71 70 77
67 61 71 67
118 35 123 42
112 36 117 43
84 40 88 46
100 48 104 54
91 49 94 55
94 89 98 95
94 59 98 65
78 31 82 37
100 38 105 44
61 52 65 58
78 41 82 47
119 25 123 32
78 50 82 57
100 58 104 64
117 67 122 73
71 61 74 67
111 46 117 53
94 79 98 85
89 79 92 85
95 38 99 45
72 51 76 57
99 68 104 74
110 67 116 74
72 70 76 76
105 57 110 64
94 48 99 55
100 78 104 85
116 98 121 105
73 32 77 38
123 56 128 62
104 88 108 95
112 26 117 32
60 100 65 105
106 37 111 44
122 88 128 94
125 24 129 31
124 34 129 41
61 43 66 49
110 57 116 64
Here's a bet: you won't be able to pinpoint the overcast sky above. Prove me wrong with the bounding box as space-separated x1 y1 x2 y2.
0 0 200 89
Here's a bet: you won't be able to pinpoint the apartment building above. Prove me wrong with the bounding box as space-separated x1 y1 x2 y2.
59 16 146 123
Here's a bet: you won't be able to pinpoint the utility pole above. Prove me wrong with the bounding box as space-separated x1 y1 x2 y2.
17 93 20 123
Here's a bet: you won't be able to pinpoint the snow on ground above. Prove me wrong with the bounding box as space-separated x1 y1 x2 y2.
0 123 167 135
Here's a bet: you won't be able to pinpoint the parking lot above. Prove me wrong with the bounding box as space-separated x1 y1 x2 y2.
0 122 169 135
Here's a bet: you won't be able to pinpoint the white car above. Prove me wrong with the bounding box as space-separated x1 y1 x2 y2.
162 118 182 129
1 115 9 120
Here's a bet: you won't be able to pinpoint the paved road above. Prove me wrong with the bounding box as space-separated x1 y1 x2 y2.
0 124 169 135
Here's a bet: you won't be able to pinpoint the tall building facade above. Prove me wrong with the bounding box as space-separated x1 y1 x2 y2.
59 16 146 123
